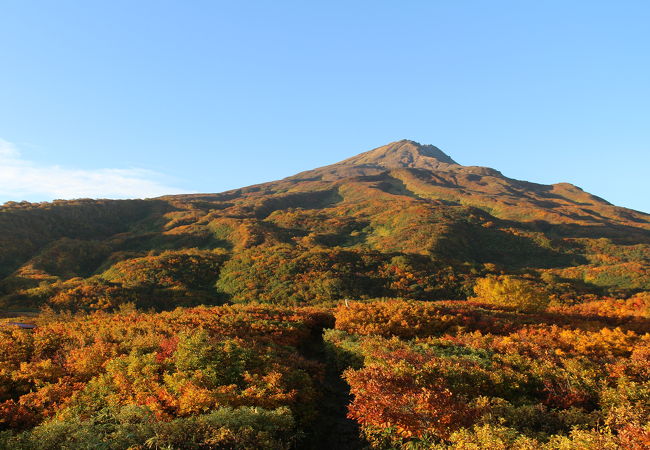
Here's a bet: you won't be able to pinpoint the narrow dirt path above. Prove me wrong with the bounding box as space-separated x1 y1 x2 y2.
301 326 366 450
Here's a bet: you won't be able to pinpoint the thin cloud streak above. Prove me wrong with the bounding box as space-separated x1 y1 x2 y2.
0 139 186 201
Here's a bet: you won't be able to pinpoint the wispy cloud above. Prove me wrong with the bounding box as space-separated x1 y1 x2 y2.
0 139 186 202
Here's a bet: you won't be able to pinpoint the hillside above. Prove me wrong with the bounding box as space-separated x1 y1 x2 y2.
1 140 649 311
1 141 649 449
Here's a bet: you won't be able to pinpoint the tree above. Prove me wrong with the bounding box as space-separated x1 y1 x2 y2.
472 275 549 313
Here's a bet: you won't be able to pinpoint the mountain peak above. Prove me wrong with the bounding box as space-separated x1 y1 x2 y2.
287 140 460 182
335 139 458 170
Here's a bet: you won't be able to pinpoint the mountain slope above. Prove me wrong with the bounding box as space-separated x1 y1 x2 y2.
270 140 648 229
1 140 648 310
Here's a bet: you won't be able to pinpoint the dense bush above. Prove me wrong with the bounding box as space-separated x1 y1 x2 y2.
472 275 550 312
100 249 228 290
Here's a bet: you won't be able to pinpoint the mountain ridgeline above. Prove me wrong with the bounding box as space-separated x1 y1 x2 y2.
1 140 649 311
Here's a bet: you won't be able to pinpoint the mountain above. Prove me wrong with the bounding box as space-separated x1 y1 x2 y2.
271 139 647 229
1 140 649 310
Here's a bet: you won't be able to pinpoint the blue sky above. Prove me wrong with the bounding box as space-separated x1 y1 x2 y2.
1 1 648 212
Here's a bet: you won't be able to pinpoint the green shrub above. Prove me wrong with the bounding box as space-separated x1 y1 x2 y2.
2 406 297 450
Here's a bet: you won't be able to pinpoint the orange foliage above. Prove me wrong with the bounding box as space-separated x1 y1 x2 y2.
0 304 330 438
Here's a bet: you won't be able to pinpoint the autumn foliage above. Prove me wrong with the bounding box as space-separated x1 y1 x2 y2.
472 275 550 312
0 305 330 448
328 299 650 448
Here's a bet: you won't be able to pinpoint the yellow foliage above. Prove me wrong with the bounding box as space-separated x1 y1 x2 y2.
472 275 549 313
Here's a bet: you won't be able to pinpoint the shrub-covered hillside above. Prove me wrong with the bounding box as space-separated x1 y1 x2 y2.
1 141 648 312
